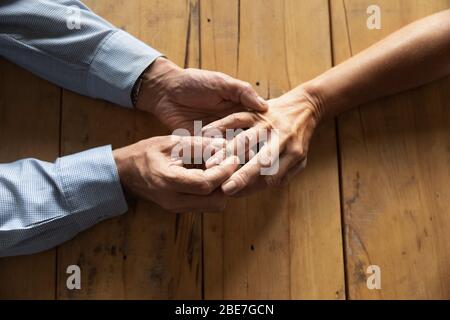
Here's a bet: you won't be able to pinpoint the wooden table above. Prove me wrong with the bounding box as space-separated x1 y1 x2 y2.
0 0 449 299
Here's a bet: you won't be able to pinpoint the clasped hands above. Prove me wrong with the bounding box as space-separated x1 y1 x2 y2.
114 57 321 212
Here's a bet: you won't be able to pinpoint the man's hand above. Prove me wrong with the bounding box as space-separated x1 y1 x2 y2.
136 58 268 133
113 135 239 212
202 87 320 197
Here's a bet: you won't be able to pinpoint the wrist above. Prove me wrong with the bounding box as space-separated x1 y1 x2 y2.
113 145 140 202
301 70 358 120
135 57 182 114
283 84 326 125
113 147 129 191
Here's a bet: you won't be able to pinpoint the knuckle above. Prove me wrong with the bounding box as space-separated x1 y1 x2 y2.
170 135 183 143
144 148 154 160
230 113 240 123
215 72 230 84
215 71 227 79
236 113 252 125
241 82 254 94
243 81 252 90
236 170 249 185
167 78 183 97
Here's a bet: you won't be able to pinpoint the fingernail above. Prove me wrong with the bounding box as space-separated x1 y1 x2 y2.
222 180 238 195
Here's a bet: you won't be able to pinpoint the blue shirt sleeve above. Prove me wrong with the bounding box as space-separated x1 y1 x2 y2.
0 0 161 256
0 0 163 107
0 146 128 257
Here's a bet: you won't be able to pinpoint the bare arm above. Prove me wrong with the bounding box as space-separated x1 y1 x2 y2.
204 9 450 196
306 9 450 120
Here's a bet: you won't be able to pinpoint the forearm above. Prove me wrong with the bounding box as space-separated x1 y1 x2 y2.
303 9 450 120
0 146 127 257
0 0 162 107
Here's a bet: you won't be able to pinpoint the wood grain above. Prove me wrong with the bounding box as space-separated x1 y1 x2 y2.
56 0 202 299
1 0 449 300
0 59 60 299
201 0 345 299
331 0 450 299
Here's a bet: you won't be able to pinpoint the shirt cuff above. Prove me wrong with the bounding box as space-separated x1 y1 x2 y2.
56 145 128 231
87 29 163 108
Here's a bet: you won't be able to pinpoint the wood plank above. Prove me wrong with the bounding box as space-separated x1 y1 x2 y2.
0 59 60 299
202 0 345 299
331 0 450 299
57 0 202 299
200 0 242 299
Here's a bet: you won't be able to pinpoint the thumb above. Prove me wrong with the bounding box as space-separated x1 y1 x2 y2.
218 74 268 112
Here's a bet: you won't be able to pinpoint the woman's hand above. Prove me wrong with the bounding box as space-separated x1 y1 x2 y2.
202 87 321 196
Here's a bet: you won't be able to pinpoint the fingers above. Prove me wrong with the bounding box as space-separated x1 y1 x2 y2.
205 126 261 168
223 149 307 197
178 135 226 152
221 152 262 195
169 135 226 163
220 133 282 195
202 113 259 167
220 138 276 195
202 112 258 133
264 153 300 187
169 155 240 195
217 73 268 112
203 155 240 191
